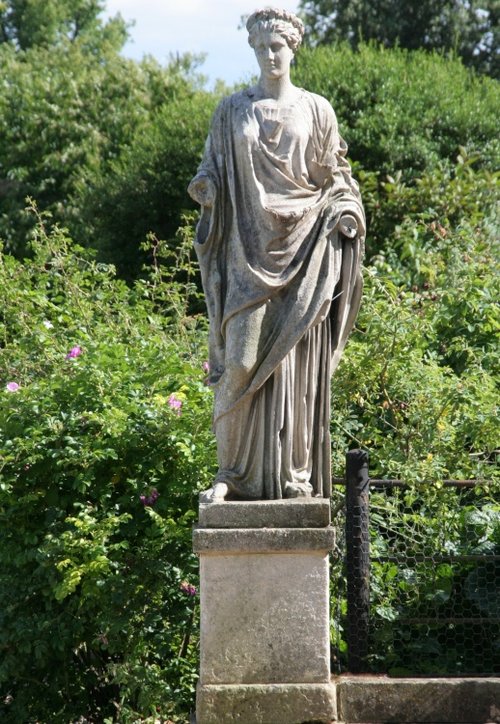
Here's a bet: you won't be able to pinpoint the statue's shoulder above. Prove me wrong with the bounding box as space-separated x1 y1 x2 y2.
302 90 337 119
298 90 338 135
209 90 250 129
216 89 251 112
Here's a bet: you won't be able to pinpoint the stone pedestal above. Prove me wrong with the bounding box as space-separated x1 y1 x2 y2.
193 500 337 724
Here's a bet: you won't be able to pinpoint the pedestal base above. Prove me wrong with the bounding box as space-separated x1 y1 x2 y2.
194 500 335 724
197 682 337 724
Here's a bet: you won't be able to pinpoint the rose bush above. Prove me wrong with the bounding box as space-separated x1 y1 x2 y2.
0 211 214 722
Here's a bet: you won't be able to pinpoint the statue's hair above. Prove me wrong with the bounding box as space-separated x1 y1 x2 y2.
246 8 305 53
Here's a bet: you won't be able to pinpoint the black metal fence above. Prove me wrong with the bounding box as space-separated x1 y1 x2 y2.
330 449 500 676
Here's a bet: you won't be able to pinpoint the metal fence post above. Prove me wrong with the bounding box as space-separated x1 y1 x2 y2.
345 448 370 673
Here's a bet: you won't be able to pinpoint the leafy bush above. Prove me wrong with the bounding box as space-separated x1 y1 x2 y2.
2 155 497 718
327 152 498 677
0 211 215 722
329 191 498 483
357 146 498 258
367 485 500 675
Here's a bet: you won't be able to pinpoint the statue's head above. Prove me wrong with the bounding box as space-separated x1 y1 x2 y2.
246 8 305 54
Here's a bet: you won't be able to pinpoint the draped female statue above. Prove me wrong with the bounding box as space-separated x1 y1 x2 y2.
188 8 365 503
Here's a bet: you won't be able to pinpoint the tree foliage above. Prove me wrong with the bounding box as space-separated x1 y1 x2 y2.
0 1 206 268
0 0 126 52
299 0 500 77
2 21 498 277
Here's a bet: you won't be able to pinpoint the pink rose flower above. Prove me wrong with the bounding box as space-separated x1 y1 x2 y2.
66 345 82 359
180 581 197 596
168 394 182 415
140 488 159 507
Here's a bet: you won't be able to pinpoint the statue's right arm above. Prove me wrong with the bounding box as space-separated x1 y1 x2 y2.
188 172 216 207
188 98 227 207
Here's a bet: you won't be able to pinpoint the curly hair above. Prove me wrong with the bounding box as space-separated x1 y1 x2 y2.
246 8 305 53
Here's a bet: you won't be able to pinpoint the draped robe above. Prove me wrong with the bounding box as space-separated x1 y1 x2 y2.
192 88 365 499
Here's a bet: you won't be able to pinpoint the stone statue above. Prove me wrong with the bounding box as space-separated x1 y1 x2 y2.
188 8 365 504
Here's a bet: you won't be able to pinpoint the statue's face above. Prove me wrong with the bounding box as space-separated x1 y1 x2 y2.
253 31 294 80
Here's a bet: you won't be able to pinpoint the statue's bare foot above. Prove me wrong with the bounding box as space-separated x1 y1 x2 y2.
199 482 229 504
284 482 313 498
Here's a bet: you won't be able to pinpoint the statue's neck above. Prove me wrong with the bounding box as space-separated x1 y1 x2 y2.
256 73 295 102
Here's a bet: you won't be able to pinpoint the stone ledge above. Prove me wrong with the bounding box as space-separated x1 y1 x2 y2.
198 499 331 529
336 675 500 723
193 526 336 553
196 682 337 724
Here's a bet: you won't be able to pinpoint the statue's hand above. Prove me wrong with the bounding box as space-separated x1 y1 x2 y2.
188 173 216 207
339 214 358 239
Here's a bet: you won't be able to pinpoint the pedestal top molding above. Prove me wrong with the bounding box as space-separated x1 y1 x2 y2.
193 526 336 554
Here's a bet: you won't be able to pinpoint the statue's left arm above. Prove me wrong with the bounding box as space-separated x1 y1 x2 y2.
312 95 366 247
312 95 365 369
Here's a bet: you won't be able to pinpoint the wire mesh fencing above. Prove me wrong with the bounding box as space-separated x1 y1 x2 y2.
330 450 500 676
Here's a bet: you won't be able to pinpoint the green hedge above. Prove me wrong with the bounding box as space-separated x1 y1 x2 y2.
0 40 199 264
293 43 500 177
75 92 219 279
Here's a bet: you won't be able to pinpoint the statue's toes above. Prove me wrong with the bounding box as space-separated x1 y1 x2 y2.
199 482 229 504
284 482 313 498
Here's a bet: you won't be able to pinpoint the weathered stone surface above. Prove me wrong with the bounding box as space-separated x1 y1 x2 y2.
189 7 365 504
193 525 335 553
198 498 331 529
336 675 500 723
199 549 331 685
196 682 337 724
